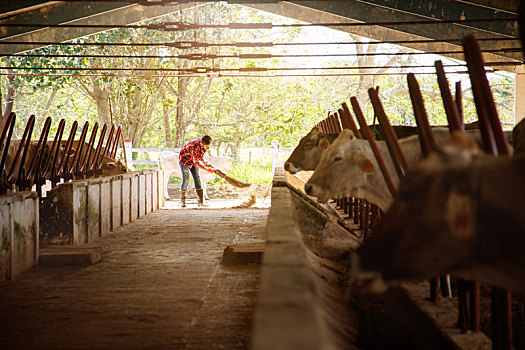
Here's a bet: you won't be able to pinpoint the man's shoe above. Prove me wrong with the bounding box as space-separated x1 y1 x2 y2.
180 190 187 207
196 189 208 207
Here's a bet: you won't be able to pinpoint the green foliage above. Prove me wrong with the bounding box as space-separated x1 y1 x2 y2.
209 160 272 185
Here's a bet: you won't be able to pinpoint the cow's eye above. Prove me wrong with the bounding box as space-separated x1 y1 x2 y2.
333 157 343 163
303 143 313 148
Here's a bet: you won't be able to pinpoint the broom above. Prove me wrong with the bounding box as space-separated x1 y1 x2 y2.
213 169 251 188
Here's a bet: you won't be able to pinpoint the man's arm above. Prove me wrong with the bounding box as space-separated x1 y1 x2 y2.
196 162 215 173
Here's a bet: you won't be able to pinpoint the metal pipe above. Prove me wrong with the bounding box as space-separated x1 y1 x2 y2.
2 17 515 30
435 60 464 132
368 88 408 178
350 97 397 197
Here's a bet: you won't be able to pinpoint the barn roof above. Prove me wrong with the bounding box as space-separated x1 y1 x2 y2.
0 1 521 72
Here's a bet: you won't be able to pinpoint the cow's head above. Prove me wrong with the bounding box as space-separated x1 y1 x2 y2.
284 127 333 174
101 159 130 177
304 129 376 203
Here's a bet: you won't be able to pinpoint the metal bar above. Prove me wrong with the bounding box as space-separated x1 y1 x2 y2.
69 121 89 178
463 35 510 155
455 81 464 128
2 17 515 30
4 47 518 60
463 34 512 350
435 60 464 132
96 125 115 174
368 88 409 178
109 125 121 159
0 62 517 73
58 121 78 181
78 123 98 177
26 117 51 193
43 119 65 187
407 73 437 155
332 114 342 133
340 103 362 138
0 113 16 194
0 37 516 48
350 97 397 197
89 124 107 176
8 115 35 188
328 115 338 134
0 71 479 78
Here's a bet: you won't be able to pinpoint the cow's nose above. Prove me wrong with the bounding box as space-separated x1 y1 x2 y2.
305 183 313 195
284 162 290 171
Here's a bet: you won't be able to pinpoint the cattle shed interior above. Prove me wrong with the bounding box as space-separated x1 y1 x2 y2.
1 1 524 350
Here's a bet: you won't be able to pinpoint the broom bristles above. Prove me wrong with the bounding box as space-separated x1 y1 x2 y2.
214 169 251 188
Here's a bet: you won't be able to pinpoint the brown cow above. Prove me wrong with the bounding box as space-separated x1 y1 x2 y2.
284 123 480 175
353 132 525 293
284 127 339 174
513 118 525 156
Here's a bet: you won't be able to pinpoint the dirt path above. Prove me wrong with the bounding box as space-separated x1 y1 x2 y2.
0 207 268 350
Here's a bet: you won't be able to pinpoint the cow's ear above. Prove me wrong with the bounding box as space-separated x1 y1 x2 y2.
319 138 330 149
355 152 375 173
310 127 320 135
446 191 476 239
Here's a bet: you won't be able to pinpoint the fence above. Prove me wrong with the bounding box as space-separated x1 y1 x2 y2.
120 140 294 173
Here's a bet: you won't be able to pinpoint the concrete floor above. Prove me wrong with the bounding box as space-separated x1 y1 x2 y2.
0 206 268 350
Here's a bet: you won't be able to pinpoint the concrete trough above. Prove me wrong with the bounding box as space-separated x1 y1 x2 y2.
40 169 163 246
0 191 39 284
252 167 491 350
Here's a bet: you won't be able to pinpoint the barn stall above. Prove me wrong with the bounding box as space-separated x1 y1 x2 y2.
0 1 524 350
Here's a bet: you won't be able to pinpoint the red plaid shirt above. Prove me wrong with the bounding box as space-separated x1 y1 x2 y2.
179 138 207 167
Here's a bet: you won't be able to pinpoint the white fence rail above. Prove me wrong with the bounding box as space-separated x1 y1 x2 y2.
119 143 294 168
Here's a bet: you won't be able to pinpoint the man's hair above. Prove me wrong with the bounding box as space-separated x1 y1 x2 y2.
201 135 212 145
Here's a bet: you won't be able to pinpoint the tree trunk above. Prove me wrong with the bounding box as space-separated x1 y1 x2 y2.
93 83 110 125
174 75 188 146
2 75 16 120
38 88 57 128
163 102 174 148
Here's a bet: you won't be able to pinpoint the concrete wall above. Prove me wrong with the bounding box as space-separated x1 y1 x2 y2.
252 168 333 350
0 192 39 284
40 169 164 246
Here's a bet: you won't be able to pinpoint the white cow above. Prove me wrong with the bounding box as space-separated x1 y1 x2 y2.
305 128 483 211
158 151 234 200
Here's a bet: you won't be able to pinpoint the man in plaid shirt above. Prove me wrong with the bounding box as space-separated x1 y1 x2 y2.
178 135 215 207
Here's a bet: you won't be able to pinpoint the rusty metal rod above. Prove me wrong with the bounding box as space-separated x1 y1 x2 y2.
57 121 78 181
340 103 362 138
455 81 464 128
2 17 515 30
435 60 464 132
8 115 35 186
0 37 516 48
463 35 510 155
4 47 519 60
350 97 397 197
368 88 409 178
78 123 98 177
463 34 512 350
407 73 437 155
26 117 51 191
0 113 16 194
89 124 107 176
70 122 89 178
